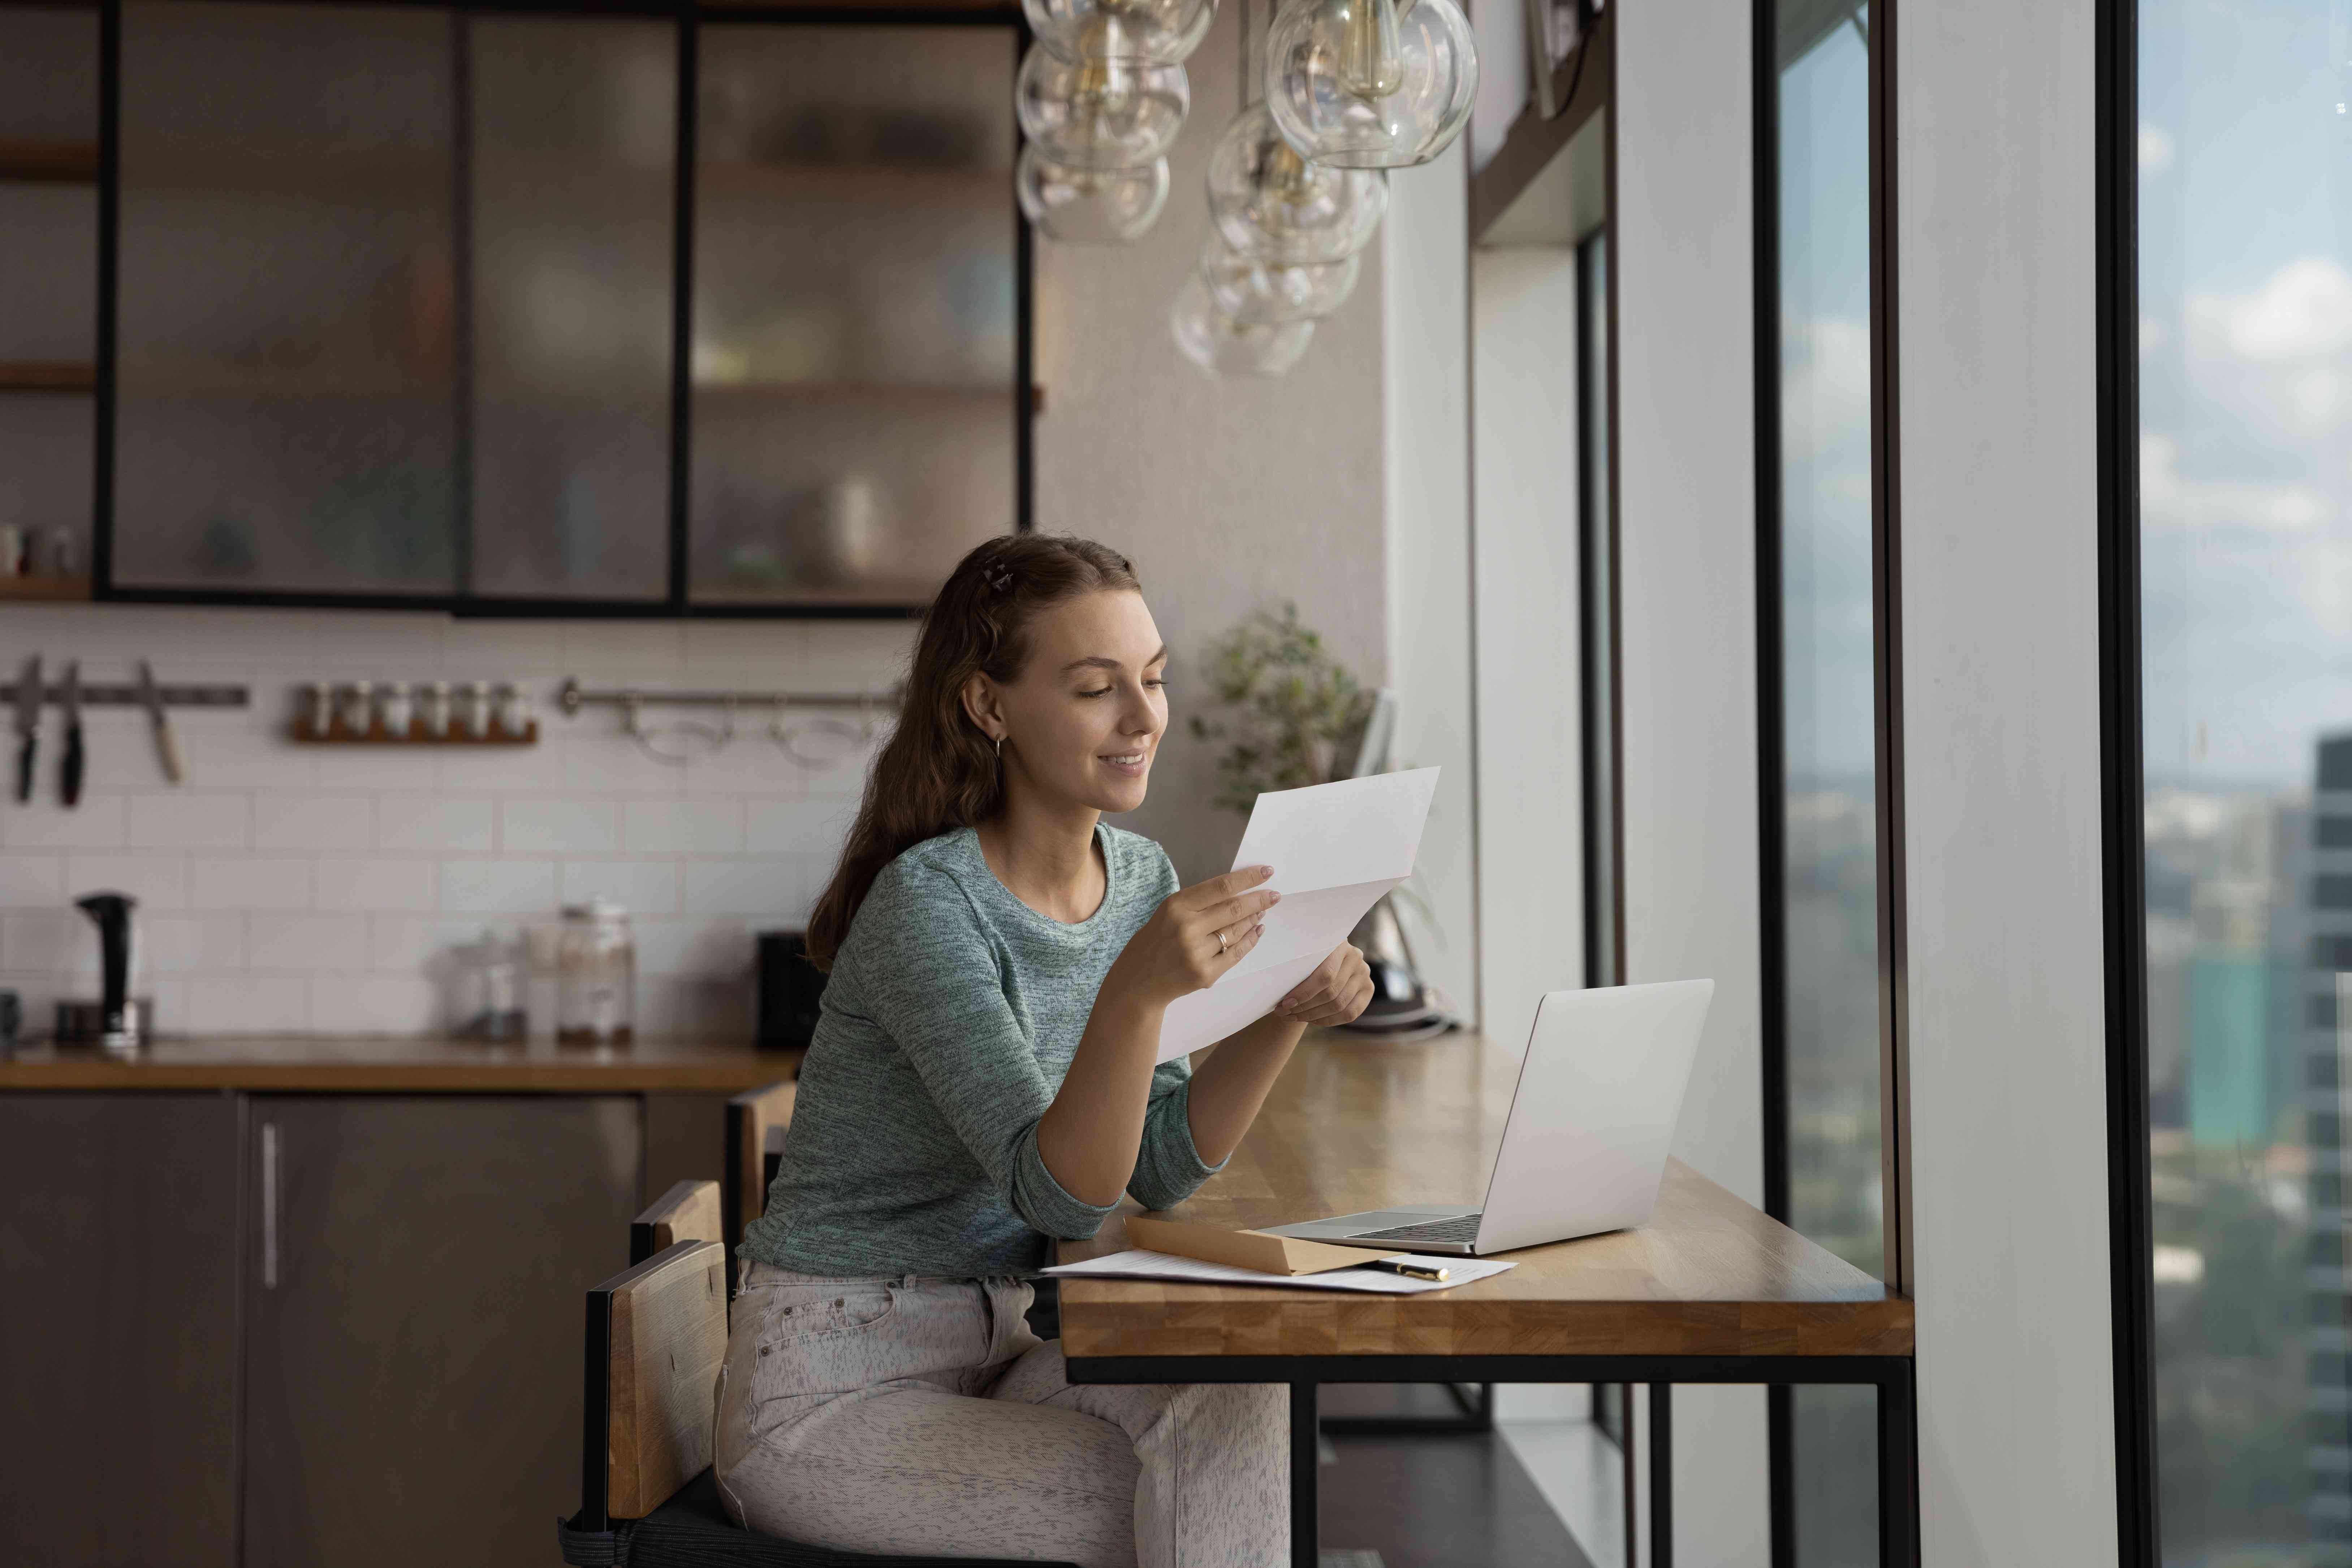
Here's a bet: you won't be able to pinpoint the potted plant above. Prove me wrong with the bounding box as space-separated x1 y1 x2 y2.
1186 603 1376 814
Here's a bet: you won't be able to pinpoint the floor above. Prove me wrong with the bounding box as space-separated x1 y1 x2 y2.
1316 1386 1601 1568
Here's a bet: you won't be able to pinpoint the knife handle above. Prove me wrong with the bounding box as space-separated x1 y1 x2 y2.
154 721 184 785
60 724 83 807
13 733 31 804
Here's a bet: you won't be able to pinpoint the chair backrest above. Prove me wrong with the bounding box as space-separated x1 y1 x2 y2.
723 1080 797 1259
630 1178 722 1267
580 1239 728 1528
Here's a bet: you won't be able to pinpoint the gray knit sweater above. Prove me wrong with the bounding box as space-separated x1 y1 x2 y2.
742 823 1227 1278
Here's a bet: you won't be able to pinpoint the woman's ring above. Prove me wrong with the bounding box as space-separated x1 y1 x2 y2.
1217 929 1228 954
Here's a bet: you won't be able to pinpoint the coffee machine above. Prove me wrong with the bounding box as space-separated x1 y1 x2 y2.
56 891 148 1051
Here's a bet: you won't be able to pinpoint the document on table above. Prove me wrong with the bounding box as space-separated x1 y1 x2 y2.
1044 1248 1515 1295
1154 767 1441 1064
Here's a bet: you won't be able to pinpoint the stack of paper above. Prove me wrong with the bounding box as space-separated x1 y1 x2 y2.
1156 767 1441 1064
1044 1249 1515 1296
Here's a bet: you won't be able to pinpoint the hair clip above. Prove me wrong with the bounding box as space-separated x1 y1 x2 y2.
983 565 1014 593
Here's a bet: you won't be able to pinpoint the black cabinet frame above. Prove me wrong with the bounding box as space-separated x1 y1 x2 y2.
87 0 1032 619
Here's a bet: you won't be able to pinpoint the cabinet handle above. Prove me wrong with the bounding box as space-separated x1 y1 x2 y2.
261 1122 280 1290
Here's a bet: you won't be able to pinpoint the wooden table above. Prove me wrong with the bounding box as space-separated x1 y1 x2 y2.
1056 1034 1917 1568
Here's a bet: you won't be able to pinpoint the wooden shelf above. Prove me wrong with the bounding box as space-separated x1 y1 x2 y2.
0 137 98 184
0 362 96 394
691 379 1012 407
0 576 91 602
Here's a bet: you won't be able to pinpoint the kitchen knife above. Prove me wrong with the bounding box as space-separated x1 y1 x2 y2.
11 654 39 805
136 658 183 785
59 660 83 808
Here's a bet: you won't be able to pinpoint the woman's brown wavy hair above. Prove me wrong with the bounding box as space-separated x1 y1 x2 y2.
803 534 1143 972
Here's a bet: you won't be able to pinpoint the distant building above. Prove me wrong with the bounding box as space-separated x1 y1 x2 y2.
2310 737 2352 1549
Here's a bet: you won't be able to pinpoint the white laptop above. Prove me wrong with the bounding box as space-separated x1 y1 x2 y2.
1261 979 1714 1257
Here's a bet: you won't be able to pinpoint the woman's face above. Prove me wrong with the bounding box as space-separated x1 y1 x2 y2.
982 589 1167 816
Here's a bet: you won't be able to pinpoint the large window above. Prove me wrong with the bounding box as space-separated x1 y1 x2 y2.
1769 3 1882 1562
2136 1 2352 1558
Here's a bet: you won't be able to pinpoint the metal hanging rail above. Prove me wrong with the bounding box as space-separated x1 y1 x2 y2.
0 679 247 709
554 677 896 716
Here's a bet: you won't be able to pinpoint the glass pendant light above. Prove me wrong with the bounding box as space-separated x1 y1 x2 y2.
1197 229 1359 324
1169 272 1315 376
1017 145 1171 242
1205 104 1388 265
1024 0 1217 66
1263 0 1477 168
1017 40 1190 170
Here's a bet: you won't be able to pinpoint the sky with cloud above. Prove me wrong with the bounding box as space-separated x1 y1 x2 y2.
2140 0 2352 785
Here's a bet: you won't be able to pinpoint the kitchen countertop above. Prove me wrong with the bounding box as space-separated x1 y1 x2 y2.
0 1035 806 1092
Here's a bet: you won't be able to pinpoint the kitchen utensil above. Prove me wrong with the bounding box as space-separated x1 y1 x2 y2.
58 660 82 808
57 891 143 1051
13 653 40 803
136 660 183 783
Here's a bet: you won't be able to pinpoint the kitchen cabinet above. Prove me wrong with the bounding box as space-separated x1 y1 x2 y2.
91 1 1025 616
239 1095 640 1568
0 1093 243 1566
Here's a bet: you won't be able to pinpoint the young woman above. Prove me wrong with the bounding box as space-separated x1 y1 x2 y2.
713 534 1374 1567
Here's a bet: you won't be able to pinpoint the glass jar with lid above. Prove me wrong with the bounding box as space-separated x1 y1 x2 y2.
556 899 636 1046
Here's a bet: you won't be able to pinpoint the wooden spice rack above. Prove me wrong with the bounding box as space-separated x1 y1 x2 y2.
290 718 540 746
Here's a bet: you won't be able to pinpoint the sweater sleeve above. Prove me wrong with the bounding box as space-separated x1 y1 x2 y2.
1126 843 1232 1211
850 860 1118 1240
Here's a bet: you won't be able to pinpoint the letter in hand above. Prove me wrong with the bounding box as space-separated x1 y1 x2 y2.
1108 866 1283 1009
1275 942 1376 1028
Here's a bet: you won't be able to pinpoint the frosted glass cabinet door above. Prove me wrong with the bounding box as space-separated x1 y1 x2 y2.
467 17 675 602
114 2 460 593
690 26 1019 607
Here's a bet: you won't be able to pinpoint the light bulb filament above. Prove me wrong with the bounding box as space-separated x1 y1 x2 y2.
1337 0 1406 99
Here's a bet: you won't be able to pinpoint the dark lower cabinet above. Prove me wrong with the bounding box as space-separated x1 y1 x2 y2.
239 1096 640 1568
0 1093 243 1567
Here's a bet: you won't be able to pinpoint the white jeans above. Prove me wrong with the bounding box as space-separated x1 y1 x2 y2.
713 1261 1288 1568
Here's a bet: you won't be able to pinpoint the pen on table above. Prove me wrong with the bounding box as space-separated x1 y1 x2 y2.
1366 1257 1449 1282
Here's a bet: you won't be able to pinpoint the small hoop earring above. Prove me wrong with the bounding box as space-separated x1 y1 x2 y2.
994 735 1003 760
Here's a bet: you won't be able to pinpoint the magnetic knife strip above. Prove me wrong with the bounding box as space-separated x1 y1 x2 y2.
0 681 249 708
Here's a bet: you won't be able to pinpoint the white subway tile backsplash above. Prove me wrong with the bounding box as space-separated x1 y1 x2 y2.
622 798 742 854
253 793 375 851
191 856 312 911
745 797 857 859
2 794 127 850
681 858 808 920
558 859 679 916
315 857 436 912
440 858 557 914
186 974 310 1033
246 912 369 971
124 791 250 850
499 797 619 855
144 912 247 974
0 605 905 1038
376 795 493 854
0 854 65 909
308 974 440 1034
61 852 189 911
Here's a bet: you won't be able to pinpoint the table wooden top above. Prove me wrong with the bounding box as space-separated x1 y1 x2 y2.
1057 1034 1912 1361
0 1035 804 1092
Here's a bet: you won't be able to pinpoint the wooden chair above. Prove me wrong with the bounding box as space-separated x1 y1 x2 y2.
558 1185 1073 1568
723 1081 796 1294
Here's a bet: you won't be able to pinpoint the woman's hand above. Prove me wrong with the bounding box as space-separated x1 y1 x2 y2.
1104 867 1281 1010
1275 943 1375 1028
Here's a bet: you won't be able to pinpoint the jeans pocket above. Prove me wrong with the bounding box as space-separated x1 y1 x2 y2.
749 1284 900 1404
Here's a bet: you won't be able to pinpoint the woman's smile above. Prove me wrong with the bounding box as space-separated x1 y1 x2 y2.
1097 747 1151 777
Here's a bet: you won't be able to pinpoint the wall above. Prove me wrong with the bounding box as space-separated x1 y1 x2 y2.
0 604 904 1038
1615 0 1769 1560
1032 1 1392 889
1382 139 1481 1024
1896 0 2120 1559
1470 245 1585 1055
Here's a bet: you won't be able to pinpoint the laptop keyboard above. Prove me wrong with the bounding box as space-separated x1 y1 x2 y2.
1349 1211 1482 1244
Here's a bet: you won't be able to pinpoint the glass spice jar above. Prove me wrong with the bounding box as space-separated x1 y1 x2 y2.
556 899 635 1047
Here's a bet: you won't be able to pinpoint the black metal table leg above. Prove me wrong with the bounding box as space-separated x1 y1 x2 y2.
1649 1384 1673 1568
1292 1379 1319 1568
1877 1360 1919 1568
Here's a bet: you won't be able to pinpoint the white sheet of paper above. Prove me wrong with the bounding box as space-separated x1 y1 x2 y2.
1044 1247 1515 1295
1154 768 1440 1063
